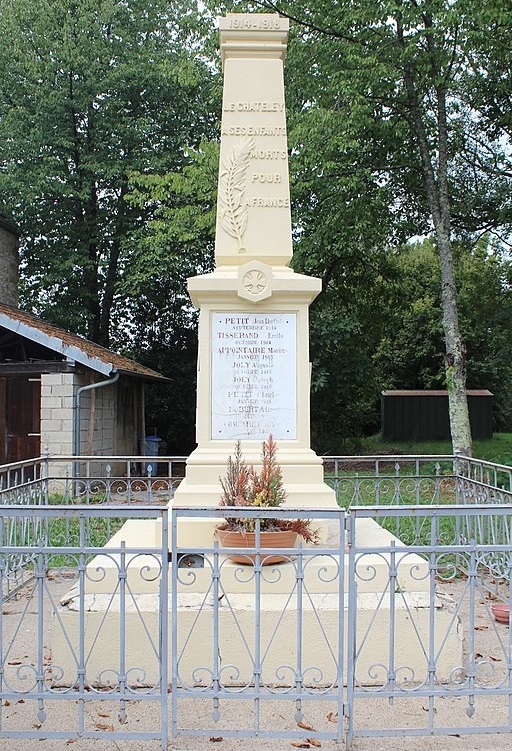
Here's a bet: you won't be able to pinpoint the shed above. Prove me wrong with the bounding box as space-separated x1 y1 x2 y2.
381 389 494 441
0 302 169 472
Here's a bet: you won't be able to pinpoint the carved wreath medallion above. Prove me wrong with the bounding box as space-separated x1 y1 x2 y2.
237 261 272 302
243 269 267 295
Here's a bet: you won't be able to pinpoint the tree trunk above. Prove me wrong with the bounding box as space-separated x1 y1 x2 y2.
399 16 473 456
436 232 472 455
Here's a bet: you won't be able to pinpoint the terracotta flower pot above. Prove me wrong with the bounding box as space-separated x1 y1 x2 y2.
491 603 510 624
216 526 298 565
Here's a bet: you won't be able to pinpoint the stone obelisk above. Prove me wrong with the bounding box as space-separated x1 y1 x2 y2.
173 13 335 511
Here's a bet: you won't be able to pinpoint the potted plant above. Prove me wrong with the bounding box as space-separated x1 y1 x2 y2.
216 435 319 564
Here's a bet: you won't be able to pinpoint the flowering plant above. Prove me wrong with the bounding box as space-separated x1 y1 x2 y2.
218 435 319 543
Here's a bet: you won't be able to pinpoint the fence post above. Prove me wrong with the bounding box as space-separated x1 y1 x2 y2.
345 510 356 749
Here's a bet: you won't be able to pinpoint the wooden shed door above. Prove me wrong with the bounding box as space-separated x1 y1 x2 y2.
0 376 41 464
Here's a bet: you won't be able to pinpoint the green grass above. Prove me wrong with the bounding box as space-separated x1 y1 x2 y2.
48 516 124 547
359 432 512 466
45 516 125 567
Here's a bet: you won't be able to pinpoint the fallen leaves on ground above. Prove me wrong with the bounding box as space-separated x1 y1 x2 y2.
326 711 337 723
94 722 114 731
297 721 315 731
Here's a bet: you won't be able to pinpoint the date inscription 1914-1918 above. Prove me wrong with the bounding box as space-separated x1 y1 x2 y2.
229 17 281 30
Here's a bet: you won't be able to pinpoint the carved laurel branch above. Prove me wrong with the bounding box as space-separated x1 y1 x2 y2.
218 137 255 252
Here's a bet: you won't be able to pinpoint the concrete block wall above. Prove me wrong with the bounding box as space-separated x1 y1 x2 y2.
41 372 76 480
79 385 116 455
41 372 141 481
41 373 119 458
40 373 75 456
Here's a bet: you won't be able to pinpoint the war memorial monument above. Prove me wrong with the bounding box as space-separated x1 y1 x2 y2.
54 13 462 689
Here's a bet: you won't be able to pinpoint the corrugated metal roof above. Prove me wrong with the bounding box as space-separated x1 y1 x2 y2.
0 302 168 382
382 389 493 397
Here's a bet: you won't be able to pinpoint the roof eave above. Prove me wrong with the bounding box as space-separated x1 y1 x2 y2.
0 314 113 376
115 368 171 383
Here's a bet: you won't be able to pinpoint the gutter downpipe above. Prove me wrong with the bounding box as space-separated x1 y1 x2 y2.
73 372 120 478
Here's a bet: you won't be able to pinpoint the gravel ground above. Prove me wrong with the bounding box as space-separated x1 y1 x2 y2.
1 576 511 751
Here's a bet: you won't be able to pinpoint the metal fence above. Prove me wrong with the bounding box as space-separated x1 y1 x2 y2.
0 454 187 598
3 451 512 510
171 506 346 744
0 505 169 747
2 451 512 600
0 452 188 506
170 504 512 745
1 454 512 747
345 503 512 746
0 503 511 747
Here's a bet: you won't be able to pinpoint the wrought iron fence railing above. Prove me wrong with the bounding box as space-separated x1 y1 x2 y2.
345 503 512 746
0 505 169 748
323 453 456 507
456 455 512 492
1 452 512 598
2 452 511 509
0 495 512 745
0 453 188 506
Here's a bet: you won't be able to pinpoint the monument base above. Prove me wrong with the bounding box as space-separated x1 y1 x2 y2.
173 448 336 508
53 589 460 688
52 518 463 688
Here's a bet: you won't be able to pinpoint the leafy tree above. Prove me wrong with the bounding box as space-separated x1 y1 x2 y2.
121 144 219 452
0 0 217 347
233 0 512 454
458 1 512 247
456 241 512 430
374 239 512 431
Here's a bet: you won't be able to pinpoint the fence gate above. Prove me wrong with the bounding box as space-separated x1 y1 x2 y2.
345 503 512 746
170 506 347 745
0 506 169 749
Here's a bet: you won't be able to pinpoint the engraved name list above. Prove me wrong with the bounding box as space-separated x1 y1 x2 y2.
211 312 297 440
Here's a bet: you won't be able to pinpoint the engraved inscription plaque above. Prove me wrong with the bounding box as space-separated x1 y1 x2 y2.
211 312 297 440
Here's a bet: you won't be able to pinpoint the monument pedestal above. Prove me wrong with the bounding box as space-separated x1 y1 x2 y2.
171 14 336 512
174 261 336 509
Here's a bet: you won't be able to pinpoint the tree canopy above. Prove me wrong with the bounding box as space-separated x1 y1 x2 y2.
235 0 512 453
0 0 218 346
1 0 511 453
